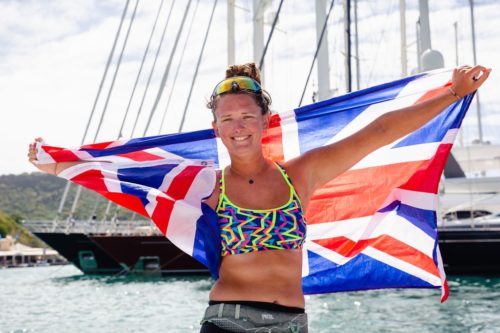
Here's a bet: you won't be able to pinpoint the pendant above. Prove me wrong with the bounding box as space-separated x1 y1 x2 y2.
249 179 254 184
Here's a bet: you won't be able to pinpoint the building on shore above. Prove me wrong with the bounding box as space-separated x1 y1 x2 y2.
0 235 67 268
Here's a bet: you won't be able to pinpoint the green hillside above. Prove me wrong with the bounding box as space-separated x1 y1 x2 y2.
0 209 43 247
0 172 142 245
0 172 137 221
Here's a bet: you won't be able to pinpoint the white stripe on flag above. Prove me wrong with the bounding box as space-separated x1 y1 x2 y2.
442 128 459 144
307 210 436 260
381 188 438 211
305 240 351 266
280 111 301 161
216 137 230 168
364 210 436 258
363 246 442 286
307 188 438 241
351 142 440 170
166 167 216 255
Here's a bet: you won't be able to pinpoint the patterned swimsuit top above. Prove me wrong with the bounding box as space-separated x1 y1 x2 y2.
216 163 306 257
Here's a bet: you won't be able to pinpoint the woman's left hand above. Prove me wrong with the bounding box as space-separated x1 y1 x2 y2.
451 65 491 98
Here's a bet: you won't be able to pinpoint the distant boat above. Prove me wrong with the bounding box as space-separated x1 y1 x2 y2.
31 223 207 276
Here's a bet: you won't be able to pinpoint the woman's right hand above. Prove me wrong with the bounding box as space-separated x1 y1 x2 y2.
28 137 58 175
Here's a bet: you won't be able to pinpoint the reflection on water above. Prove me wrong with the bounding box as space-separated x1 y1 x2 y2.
1 266 499 333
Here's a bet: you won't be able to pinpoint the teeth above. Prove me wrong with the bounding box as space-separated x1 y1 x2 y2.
233 136 250 141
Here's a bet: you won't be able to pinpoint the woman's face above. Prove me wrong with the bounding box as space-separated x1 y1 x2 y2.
212 93 269 157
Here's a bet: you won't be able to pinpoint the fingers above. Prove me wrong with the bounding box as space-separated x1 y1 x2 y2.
28 137 44 162
452 65 491 96
472 68 491 87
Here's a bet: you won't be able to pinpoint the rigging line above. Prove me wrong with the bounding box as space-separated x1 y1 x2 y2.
106 0 166 224
258 0 285 71
366 0 396 87
106 0 177 227
118 0 166 140
55 0 131 224
178 0 218 132
92 0 140 143
80 0 131 145
298 0 336 107
71 0 141 222
142 0 193 136
158 0 201 135
130 0 176 137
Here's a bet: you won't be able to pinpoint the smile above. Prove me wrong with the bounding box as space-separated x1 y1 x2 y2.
232 135 251 142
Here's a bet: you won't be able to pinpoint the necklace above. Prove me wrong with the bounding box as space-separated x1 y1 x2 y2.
230 163 267 185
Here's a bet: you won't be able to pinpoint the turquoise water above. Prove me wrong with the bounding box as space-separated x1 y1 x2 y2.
1 265 499 333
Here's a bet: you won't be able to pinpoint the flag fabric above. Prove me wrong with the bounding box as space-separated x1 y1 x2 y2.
36 69 474 301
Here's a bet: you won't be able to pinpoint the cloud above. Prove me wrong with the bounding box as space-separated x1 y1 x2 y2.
1 0 500 175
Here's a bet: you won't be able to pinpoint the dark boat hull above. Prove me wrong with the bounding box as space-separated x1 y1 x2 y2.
89 235 208 275
34 232 125 275
35 228 500 276
34 232 208 275
438 228 500 274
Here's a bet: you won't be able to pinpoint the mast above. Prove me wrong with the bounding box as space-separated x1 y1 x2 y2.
399 0 408 77
253 0 267 81
418 0 431 52
315 0 332 100
353 0 360 90
228 0 235 65
418 0 444 71
343 0 352 92
469 0 483 143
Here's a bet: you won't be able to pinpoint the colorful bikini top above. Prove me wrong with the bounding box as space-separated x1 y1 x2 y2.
216 163 306 257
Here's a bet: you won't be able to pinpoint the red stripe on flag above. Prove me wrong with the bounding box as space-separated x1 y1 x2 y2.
166 165 205 200
441 279 449 302
306 159 432 223
314 234 439 277
415 84 450 103
71 169 150 217
152 165 206 234
102 193 149 217
70 169 107 192
42 146 81 162
150 196 174 235
262 113 285 163
117 150 164 161
81 141 115 150
400 143 452 193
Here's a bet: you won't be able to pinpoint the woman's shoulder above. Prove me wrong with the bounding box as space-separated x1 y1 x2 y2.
203 169 221 210
281 160 311 209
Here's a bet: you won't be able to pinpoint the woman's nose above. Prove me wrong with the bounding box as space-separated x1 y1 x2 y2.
233 119 245 131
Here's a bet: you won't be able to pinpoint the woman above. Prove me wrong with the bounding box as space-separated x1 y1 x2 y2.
29 63 489 333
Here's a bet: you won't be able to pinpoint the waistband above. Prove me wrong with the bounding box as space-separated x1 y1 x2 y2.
209 300 305 314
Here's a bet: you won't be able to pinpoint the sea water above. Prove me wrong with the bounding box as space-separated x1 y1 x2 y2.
1 265 499 333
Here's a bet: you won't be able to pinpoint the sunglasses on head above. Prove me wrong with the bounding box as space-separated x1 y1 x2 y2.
211 76 262 97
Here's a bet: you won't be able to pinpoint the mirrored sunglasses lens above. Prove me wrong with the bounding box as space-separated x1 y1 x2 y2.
214 77 260 95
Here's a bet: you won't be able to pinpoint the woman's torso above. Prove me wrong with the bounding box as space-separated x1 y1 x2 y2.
205 162 306 308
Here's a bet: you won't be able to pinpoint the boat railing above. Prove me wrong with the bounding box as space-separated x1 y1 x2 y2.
22 219 162 236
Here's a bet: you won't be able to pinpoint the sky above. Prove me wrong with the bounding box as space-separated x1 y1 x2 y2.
1 0 499 175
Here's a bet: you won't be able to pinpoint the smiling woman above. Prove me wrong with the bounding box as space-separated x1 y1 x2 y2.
197 62 490 333
27 60 490 333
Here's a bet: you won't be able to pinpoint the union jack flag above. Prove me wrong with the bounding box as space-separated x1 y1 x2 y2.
37 69 474 302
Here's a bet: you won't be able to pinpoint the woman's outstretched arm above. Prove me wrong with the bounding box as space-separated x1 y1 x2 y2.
28 137 83 175
286 65 491 203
